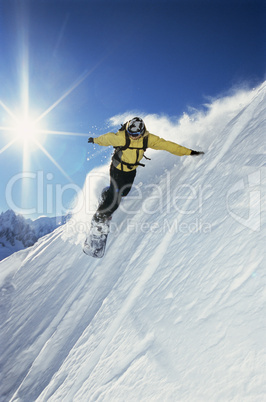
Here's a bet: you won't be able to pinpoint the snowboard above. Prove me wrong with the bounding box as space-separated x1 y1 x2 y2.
83 217 111 258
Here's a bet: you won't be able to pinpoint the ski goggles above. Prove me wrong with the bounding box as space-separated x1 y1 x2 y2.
127 131 143 139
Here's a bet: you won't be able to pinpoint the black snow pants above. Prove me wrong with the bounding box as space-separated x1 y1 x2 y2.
95 164 136 220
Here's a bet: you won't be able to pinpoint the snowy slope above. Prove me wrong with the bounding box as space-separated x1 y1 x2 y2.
27 215 69 238
0 83 265 401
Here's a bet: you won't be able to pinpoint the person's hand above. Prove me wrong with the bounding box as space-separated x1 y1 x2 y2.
191 150 204 156
88 137 94 143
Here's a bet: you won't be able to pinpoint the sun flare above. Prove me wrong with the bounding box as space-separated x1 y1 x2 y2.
0 64 91 183
0 6 98 190
14 116 40 144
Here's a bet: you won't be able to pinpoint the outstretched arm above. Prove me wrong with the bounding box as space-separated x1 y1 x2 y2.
148 133 204 156
88 132 125 147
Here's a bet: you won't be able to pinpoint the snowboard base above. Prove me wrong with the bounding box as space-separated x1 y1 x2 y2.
83 217 111 258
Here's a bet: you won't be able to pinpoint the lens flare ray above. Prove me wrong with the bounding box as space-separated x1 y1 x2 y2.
33 139 74 183
0 126 15 132
34 52 108 125
0 138 18 154
0 100 18 122
34 70 93 124
39 129 89 137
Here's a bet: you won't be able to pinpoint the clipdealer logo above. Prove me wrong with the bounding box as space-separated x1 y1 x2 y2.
226 170 261 232
5 171 82 216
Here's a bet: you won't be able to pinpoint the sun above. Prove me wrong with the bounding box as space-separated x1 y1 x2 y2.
16 117 35 141
0 4 103 189
0 67 92 183
14 115 42 145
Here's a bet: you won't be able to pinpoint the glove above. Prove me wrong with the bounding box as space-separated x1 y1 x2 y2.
191 150 204 156
88 137 94 143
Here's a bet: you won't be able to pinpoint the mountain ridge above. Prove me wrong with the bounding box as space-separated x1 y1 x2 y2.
0 210 68 261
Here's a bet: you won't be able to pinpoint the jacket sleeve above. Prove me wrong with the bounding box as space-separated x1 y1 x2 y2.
148 133 192 156
93 132 124 147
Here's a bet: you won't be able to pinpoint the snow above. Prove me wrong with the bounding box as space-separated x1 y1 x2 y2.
0 82 265 401
0 211 68 262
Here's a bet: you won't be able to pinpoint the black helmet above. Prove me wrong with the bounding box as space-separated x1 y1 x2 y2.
126 117 146 139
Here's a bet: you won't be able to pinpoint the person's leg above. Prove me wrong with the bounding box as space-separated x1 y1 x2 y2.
94 165 136 221
120 169 136 197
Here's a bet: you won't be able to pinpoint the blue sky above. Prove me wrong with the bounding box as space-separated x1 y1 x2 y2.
0 0 265 219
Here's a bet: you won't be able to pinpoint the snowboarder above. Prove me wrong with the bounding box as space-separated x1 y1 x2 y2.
88 117 204 223
84 117 204 257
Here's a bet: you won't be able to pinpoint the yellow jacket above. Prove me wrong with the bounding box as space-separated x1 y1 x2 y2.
94 130 192 172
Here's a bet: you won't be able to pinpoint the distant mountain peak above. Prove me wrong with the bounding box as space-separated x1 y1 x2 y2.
0 210 69 261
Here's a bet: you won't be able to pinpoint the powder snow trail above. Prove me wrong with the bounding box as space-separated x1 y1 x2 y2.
207 87 265 172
